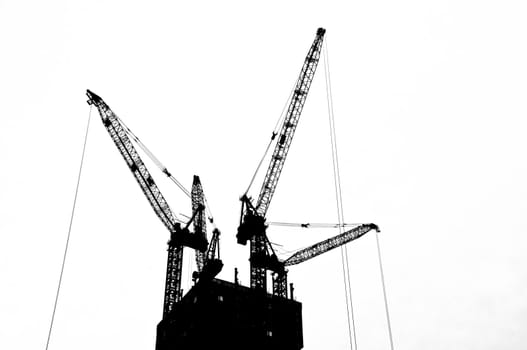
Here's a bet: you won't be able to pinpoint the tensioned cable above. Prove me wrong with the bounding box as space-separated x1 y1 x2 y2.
117 116 190 198
376 231 395 350
324 36 351 347
244 78 297 196
324 37 358 350
203 191 216 227
267 221 360 229
45 106 92 350
244 134 275 197
117 116 221 225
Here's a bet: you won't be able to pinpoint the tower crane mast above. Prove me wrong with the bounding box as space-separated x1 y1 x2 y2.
191 175 223 283
191 175 207 272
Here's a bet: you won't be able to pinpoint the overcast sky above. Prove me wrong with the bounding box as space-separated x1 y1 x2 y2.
1 1 527 349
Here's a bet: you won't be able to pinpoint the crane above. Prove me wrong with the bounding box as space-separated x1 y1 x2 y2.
236 28 326 292
86 90 209 318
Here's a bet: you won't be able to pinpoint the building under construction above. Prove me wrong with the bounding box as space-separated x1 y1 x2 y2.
155 278 303 350
86 27 380 349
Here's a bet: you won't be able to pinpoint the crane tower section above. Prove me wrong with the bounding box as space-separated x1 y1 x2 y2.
192 175 207 272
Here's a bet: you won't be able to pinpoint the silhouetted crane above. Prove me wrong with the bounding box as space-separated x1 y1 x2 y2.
236 28 326 293
236 28 379 298
86 90 213 318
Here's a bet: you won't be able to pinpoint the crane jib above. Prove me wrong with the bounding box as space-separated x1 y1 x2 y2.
284 224 380 266
254 28 326 217
88 95 179 231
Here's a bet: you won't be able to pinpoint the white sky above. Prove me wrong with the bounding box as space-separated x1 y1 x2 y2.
1 1 527 349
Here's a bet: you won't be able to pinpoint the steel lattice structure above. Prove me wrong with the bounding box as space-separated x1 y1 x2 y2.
87 90 207 318
192 176 206 272
237 28 326 292
284 224 380 266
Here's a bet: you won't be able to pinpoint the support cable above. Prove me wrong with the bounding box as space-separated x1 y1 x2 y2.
267 221 360 229
117 116 217 224
244 135 275 197
376 231 395 350
117 116 191 198
243 79 296 196
324 37 358 350
45 106 92 350
203 192 216 228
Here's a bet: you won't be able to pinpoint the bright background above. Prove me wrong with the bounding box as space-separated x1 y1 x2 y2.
1 1 527 349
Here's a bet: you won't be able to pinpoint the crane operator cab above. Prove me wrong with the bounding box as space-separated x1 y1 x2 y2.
236 212 267 245
169 223 208 252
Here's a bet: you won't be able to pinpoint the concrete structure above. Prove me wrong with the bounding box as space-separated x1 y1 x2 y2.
156 278 303 350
